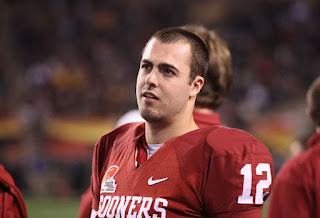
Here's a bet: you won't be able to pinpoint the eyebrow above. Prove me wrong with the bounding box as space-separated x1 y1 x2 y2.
141 59 153 66
141 59 179 73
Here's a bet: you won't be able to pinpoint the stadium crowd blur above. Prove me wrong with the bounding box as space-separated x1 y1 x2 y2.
0 0 319 198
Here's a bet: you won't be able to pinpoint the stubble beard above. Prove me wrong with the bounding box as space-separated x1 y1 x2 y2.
139 108 164 123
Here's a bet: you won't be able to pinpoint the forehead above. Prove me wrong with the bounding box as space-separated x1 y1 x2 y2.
142 38 191 71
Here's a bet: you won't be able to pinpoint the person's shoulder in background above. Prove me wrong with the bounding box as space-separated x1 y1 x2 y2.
116 109 145 128
0 164 28 218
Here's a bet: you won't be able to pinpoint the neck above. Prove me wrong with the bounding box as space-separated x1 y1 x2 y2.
316 126 320 133
145 110 198 144
193 107 215 114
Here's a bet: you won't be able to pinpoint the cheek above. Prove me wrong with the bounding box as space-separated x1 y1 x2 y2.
170 84 190 101
136 74 144 89
136 77 143 99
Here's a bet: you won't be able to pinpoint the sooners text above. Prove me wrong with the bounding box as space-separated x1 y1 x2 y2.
97 195 168 218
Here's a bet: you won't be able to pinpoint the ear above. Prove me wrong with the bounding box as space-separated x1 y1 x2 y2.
189 76 204 98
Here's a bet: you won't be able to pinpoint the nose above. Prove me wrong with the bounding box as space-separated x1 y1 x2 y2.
145 69 159 87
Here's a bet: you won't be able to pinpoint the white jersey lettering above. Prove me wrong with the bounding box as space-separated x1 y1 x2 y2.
90 209 98 218
137 197 152 218
98 196 112 217
97 195 167 218
106 196 120 217
115 196 132 218
153 198 168 218
128 196 142 218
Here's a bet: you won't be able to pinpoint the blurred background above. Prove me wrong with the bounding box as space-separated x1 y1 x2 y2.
0 0 319 217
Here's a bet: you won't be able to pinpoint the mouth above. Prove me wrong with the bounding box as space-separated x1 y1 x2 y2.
142 92 159 101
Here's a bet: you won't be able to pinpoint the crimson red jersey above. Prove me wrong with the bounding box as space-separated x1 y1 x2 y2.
90 122 273 217
267 132 320 218
0 164 28 218
79 112 222 218
193 111 222 128
79 188 92 218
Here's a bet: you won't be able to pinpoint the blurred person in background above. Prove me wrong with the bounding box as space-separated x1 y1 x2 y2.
78 24 233 218
182 24 232 128
267 76 320 218
89 27 273 217
115 109 145 127
0 164 28 218
287 129 311 158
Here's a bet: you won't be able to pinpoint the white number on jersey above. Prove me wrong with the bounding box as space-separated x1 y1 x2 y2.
237 163 272 204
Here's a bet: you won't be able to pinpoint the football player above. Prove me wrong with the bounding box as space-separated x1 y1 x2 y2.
89 27 273 217
79 25 234 218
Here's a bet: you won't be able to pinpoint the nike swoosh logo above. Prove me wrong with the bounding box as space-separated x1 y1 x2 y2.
147 176 168 185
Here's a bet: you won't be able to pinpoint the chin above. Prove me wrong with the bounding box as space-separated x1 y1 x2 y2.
140 110 163 123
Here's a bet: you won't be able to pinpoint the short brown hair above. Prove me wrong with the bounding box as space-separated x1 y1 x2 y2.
182 25 233 110
306 76 320 126
145 27 209 82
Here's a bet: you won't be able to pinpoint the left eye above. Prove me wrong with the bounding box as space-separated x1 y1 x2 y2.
163 69 174 75
142 64 151 70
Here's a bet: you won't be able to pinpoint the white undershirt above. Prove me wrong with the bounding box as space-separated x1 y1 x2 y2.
148 143 163 157
135 143 164 168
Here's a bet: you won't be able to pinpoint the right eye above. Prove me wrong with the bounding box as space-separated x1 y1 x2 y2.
141 64 151 70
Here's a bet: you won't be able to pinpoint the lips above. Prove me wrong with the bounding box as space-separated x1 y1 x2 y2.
142 91 159 100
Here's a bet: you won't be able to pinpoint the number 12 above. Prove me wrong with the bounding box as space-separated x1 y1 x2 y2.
237 163 272 204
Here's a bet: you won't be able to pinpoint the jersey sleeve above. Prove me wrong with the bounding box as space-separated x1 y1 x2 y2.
0 164 28 218
90 134 114 214
203 128 274 217
91 139 102 213
78 187 93 218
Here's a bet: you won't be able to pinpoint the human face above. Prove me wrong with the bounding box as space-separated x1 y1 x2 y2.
136 38 193 123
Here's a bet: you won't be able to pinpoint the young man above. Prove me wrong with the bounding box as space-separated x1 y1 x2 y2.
90 27 273 217
79 25 234 218
267 76 320 218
